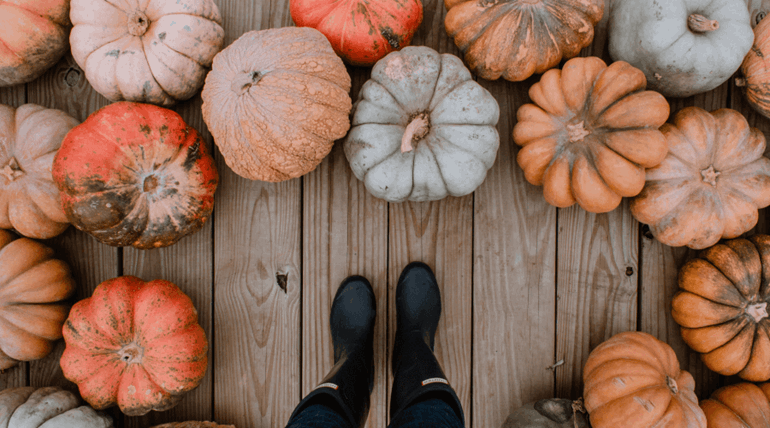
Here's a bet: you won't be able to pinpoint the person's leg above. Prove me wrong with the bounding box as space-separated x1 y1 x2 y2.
387 397 464 428
285 276 376 428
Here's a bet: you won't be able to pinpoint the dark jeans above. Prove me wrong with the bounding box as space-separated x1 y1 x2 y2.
286 398 464 428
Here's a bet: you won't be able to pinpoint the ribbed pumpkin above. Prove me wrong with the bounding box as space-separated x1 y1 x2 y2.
444 0 604 81
0 104 78 239
291 0 422 66
739 11 770 120
0 0 70 87
0 387 113 428
672 236 770 381
700 382 770 427
512 56 669 213
583 331 706 428
201 27 351 182
0 230 75 370
52 102 218 249
69 0 224 105
61 276 208 416
630 107 770 250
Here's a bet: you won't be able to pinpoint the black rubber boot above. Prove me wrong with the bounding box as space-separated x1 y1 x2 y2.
389 262 465 425
288 276 376 428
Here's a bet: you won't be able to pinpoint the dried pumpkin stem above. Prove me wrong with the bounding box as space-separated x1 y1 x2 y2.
118 342 144 365
688 14 719 33
747 302 769 322
566 121 590 142
231 71 263 95
1 157 23 182
666 376 678 394
735 77 747 87
127 11 150 36
701 165 720 186
401 113 430 153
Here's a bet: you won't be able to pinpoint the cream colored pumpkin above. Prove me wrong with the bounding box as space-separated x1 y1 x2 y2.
0 387 113 428
344 46 499 202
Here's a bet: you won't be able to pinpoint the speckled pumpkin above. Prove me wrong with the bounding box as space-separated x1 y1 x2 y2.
201 27 351 182
0 0 70 87
60 276 208 416
70 0 224 105
0 104 78 239
0 387 113 428
701 382 770 427
52 102 218 249
738 10 770 120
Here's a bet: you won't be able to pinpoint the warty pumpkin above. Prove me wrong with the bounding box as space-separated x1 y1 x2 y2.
52 102 218 249
501 399 589 428
609 0 754 98
0 0 70 87
0 104 78 239
672 235 770 381
444 0 604 81
0 230 75 370
583 331 707 428
60 276 208 416
700 382 770 427
344 46 499 202
201 27 351 182
630 107 770 250
291 0 422 66
512 56 669 213
0 387 113 428
70 0 224 106
738 11 770 120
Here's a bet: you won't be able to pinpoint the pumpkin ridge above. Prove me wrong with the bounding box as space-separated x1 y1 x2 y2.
138 39 176 101
0 37 22 60
450 3 514 52
257 70 353 112
367 80 408 114
588 383 673 421
2 2 66 25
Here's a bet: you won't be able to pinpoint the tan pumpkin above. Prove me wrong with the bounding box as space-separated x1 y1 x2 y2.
201 27 352 182
0 387 113 428
512 56 669 213
630 107 770 249
700 382 770 427
738 11 770 120
70 0 225 106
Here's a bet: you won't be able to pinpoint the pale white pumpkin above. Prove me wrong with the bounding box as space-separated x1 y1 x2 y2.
344 46 499 202
0 387 113 428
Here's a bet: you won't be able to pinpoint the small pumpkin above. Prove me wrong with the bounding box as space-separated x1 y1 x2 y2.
60 276 208 416
700 382 770 427
344 46 499 202
444 0 604 81
738 11 770 120
0 0 70 87
52 102 218 249
0 387 113 428
150 423 235 428
630 107 770 249
201 27 351 182
0 104 78 239
0 230 75 370
70 0 225 106
672 235 770 381
290 0 422 66
502 399 589 428
512 56 669 213
609 0 754 98
583 331 706 428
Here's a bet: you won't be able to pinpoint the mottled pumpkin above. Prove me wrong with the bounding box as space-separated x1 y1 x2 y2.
0 387 113 428
70 0 224 105
0 0 70 87
444 0 604 81
513 56 669 213
202 27 351 182
52 102 218 249
701 382 770 427
738 11 770 120
630 107 770 249
583 331 706 428
60 276 208 416
291 0 422 66
0 104 78 239
0 230 75 370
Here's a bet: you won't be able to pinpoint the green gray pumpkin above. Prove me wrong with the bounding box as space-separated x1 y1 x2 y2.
0 387 112 428
502 399 590 428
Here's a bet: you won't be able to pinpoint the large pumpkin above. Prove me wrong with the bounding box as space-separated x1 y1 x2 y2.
0 230 75 370
672 236 770 381
52 102 218 249
344 46 499 202
70 0 224 106
609 0 754 98
583 331 706 428
700 382 770 427
512 56 669 213
0 104 78 239
0 0 70 87
0 387 113 428
630 107 770 249
738 11 770 120
290 0 422 66
444 0 604 82
201 27 351 182
60 276 208 416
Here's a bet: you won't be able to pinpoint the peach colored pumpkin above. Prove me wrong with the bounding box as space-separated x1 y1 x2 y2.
70 0 225 106
0 0 70 86
738 11 770 120
701 382 770 427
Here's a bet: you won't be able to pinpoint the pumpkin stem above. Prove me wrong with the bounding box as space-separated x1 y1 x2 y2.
747 302 769 322
666 376 679 394
1 157 24 182
143 174 159 193
688 14 719 33
127 11 150 37
232 71 263 96
118 342 144 365
701 165 720 186
566 121 590 142
401 113 430 153
736 77 747 87
571 398 586 428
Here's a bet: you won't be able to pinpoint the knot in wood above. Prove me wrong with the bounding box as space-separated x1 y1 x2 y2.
666 376 678 394
64 67 81 87
401 113 430 153
127 11 150 36
688 14 719 33
232 71 263 95
566 121 590 142
747 302 769 322
1 157 24 182
701 165 720 186
118 342 144 365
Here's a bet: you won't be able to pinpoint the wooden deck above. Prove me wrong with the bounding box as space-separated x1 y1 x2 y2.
1 0 767 426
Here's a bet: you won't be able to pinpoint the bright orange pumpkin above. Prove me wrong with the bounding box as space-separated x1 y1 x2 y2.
700 382 770 427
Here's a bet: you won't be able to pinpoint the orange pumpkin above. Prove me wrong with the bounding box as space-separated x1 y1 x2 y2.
0 0 70 86
739 12 770 120
630 107 770 249
512 56 669 213
583 331 706 428
444 0 604 81
672 235 770 381
61 276 208 416
700 382 770 427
